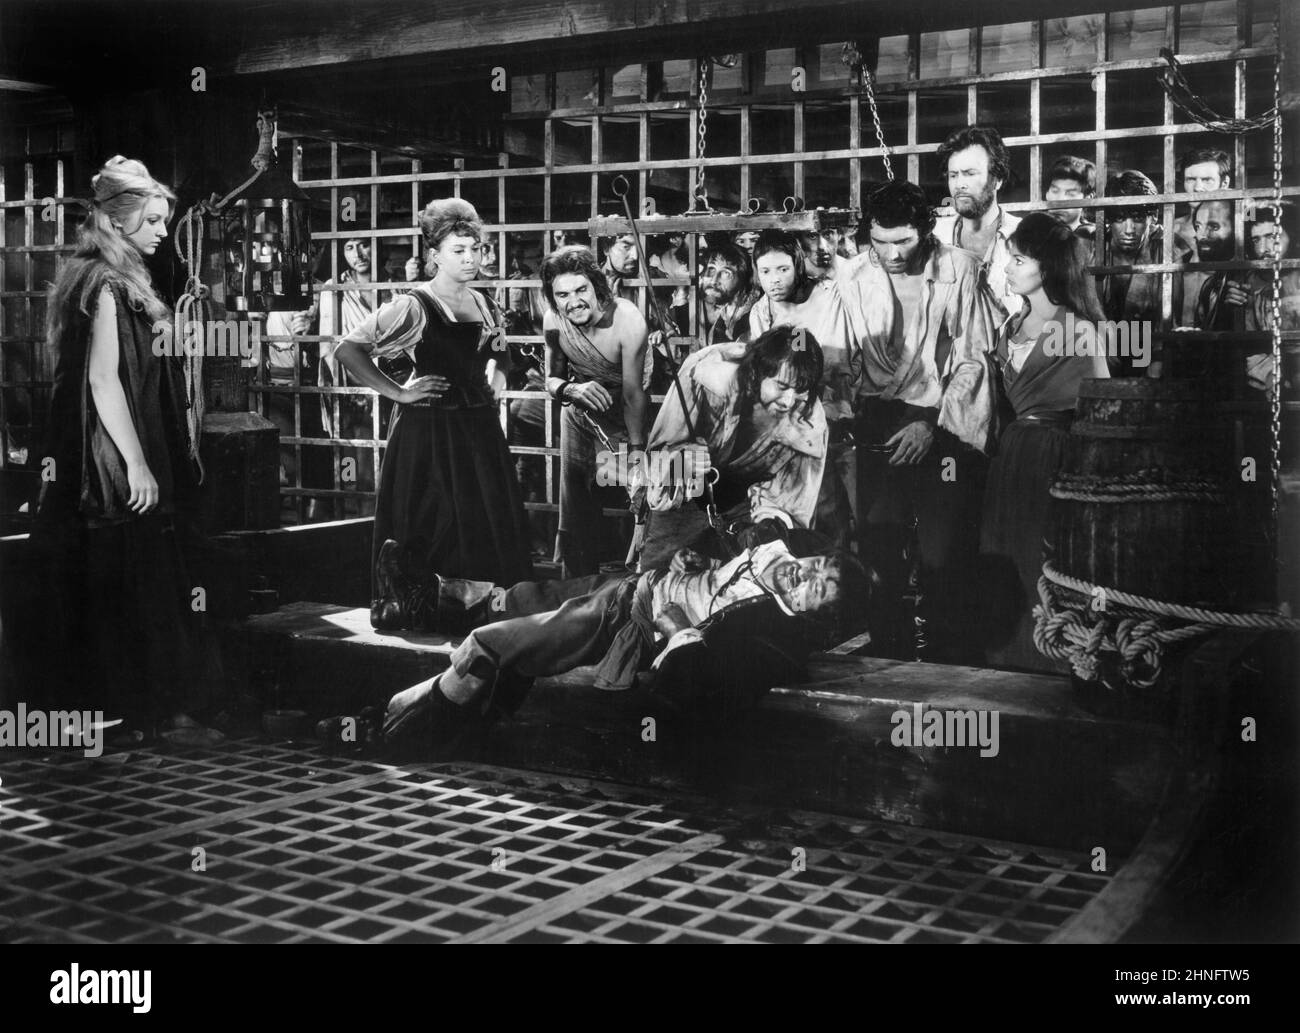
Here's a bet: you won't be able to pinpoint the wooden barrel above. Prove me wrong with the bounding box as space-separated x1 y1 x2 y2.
1049 378 1238 607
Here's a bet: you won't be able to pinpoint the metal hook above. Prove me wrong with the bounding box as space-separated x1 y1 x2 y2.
611 175 630 199
745 197 763 215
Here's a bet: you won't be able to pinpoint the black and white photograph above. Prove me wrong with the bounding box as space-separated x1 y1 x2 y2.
0 0 1296 972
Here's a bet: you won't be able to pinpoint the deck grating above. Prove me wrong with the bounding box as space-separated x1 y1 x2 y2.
0 740 1112 944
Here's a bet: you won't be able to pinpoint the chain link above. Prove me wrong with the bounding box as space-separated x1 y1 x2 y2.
1269 5 1283 560
694 58 710 211
859 59 895 183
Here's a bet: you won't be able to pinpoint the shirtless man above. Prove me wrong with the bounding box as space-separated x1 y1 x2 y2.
541 246 650 577
1100 170 1167 375
933 125 1023 318
841 180 1000 663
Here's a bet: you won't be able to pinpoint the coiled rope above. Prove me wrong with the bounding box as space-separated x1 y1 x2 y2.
1033 559 1300 688
1050 471 1227 504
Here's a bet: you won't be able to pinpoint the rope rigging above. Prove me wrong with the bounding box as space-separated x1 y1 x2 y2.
172 202 212 483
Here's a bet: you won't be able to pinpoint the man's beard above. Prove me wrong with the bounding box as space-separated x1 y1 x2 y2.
704 285 736 307
953 183 996 219
1196 239 1233 262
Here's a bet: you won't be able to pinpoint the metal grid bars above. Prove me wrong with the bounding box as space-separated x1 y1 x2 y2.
253 1 1291 525
0 742 1112 944
0 133 73 477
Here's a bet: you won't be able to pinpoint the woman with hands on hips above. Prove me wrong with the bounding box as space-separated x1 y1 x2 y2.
333 198 533 627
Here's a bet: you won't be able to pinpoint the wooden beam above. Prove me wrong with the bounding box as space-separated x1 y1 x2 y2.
590 208 860 235
277 100 501 160
0 77 53 92
225 0 1155 78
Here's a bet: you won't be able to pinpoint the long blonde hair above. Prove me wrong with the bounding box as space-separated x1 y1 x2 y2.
46 155 176 356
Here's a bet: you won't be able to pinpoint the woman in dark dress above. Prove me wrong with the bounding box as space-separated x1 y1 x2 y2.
33 156 222 743
980 213 1110 671
334 198 533 628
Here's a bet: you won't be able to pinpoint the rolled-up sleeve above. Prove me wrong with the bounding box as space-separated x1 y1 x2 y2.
939 272 998 452
647 348 712 455
338 293 425 362
644 349 719 511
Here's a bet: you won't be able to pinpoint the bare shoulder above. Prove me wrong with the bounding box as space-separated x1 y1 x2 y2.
612 297 648 336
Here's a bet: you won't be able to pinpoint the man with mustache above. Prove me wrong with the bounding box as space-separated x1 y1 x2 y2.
933 125 1023 318
324 533 863 754
841 180 1000 663
698 240 758 348
541 246 650 577
1174 148 1233 260
1174 149 1234 327
600 230 641 303
1189 199 1245 332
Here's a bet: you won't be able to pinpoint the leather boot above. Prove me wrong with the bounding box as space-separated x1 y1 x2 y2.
429 576 498 634
383 670 486 753
370 539 415 631
371 539 497 634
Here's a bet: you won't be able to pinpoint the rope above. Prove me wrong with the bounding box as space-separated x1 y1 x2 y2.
1050 485 1226 504
1032 576 1216 688
1041 560 1300 631
1050 471 1228 503
173 203 211 483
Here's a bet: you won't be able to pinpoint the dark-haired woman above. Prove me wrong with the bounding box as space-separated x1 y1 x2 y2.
980 212 1110 671
747 230 855 548
335 198 533 628
636 325 828 570
33 156 222 743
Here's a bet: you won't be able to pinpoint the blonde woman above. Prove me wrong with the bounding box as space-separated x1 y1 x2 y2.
35 156 222 744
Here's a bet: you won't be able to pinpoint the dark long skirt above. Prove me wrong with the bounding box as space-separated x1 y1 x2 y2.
374 403 534 589
978 418 1071 673
30 513 217 726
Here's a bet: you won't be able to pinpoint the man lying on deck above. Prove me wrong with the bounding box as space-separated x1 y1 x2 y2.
321 534 867 753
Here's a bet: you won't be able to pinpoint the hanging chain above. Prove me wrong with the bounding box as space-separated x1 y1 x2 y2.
861 62 895 183
693 57 711 211
843 42 895 183
1268 6 1283 559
